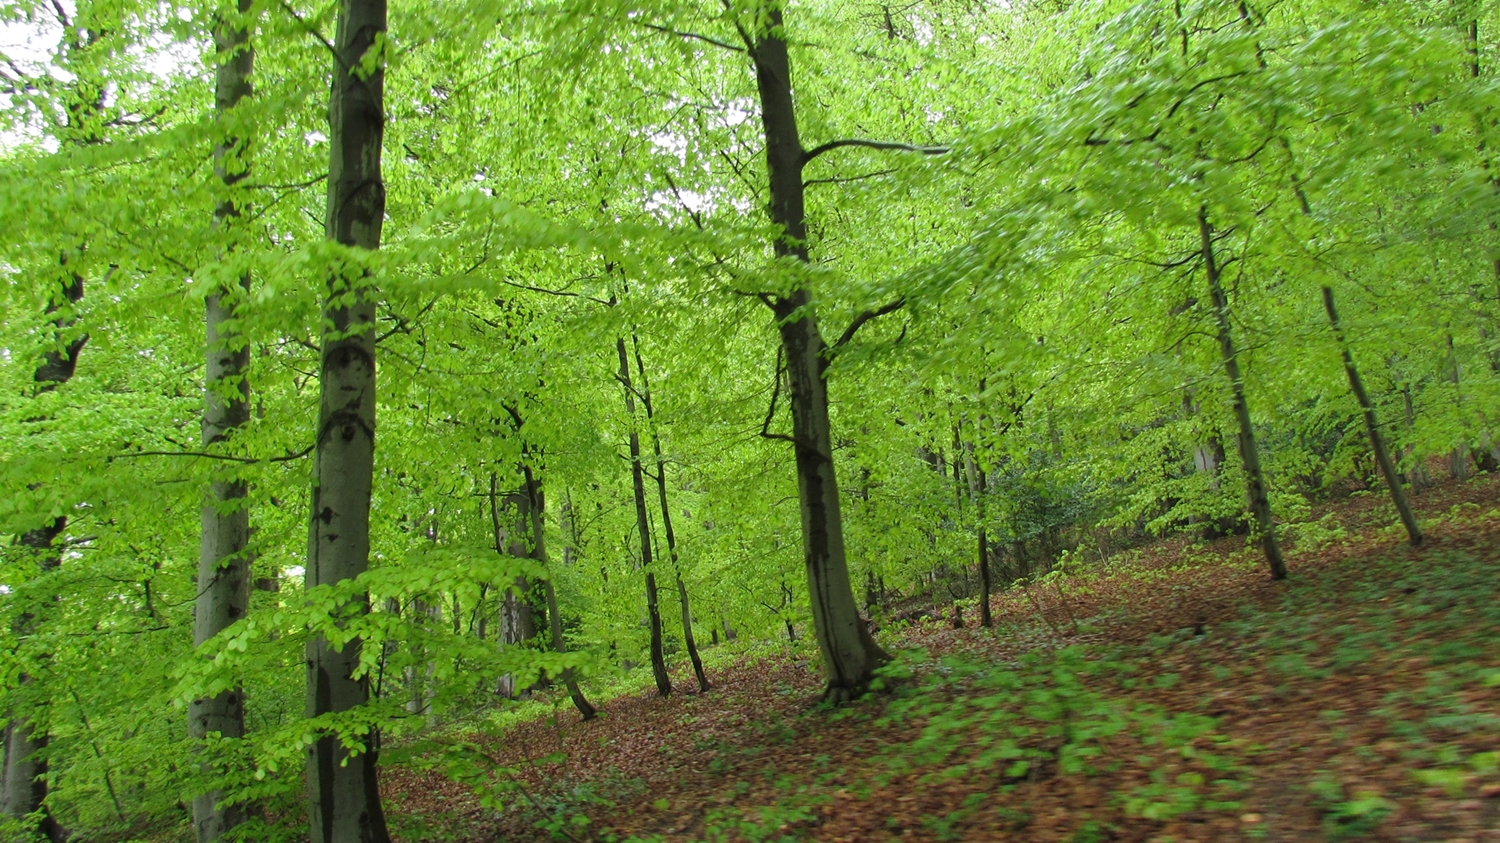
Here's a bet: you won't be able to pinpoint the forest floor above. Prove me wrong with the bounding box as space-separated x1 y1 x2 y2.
383 473 1500 843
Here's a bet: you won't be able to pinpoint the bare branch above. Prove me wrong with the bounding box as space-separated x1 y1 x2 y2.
833 298 905 350
499 277 612 307
662 171 705 230
760 347 794 443
637 21 744 52
376 295 441 343
113 444 314 464
247 175 328 191
804 167 897 189
274 0 343 69
802 139 949 164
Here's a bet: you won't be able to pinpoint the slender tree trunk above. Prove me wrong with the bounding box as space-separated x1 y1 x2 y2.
518 465 597 719
1400 382 1431 492
749 7 889 700
190 5 256 840
1322 287 1423 545
631 336 709 693
616 338 671 696
973 471 992 629
1443 332 1472 481
960 389 994 628
1198 207 1287 580
2 258 88 843
489 476 535 699
951 421 965 509
305 1 389 840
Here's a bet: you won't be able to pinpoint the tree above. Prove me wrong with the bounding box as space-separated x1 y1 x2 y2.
616 336 673 697
303 0 391 839
738 0 908 702
189 2 257 840
632 334 709 693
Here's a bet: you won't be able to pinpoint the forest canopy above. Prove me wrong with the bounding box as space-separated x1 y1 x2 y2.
1 0 1497 840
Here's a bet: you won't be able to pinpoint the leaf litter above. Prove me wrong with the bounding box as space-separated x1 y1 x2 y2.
384 472 1500 842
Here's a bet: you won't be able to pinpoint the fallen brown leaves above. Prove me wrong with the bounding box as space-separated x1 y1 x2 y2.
384 473 1500 843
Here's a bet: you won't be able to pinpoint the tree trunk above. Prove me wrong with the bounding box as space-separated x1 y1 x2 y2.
191 4 256 840
1400 382 1431 492
631 336 710 693
1198 207 1287 580
616 338 671 697
1322 287 1423 545
2 717 63 843
749 6 890 700
519 465 597 720
489 476 535 699
1444 333 1471 481
959 396 994 629
3 246 89 843
305 0 389 840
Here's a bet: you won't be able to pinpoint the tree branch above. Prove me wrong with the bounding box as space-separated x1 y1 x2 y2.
376 296 441 343
804 167 897 189
760 347 794 443
637 21 744 52
802 139 949 164
275 0 344 70
113 445 313 464
499 278 611 307
833 298 905 350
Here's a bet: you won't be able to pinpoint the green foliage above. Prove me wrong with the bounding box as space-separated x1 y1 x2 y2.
875 645 1243 822
3 0 1500 837
1311 775 1394 841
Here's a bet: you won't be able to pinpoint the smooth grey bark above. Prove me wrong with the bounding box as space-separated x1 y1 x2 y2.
305 1 389 841
519 465 597 719
1322 287 1423 546
615 338 671 697
631 336 709 693
2 713 58 843
3 255 87 843
1198 207 1287 580
746 3 890 701
191 4 255 840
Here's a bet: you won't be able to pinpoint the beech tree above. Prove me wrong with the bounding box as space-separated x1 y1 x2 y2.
188 2 257 841
303 0 391 839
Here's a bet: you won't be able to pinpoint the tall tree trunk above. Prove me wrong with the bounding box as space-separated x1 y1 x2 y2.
1198 207 1287 580
1400 381 1431 492
615 338 671 697
959 390 994 629
3 258 88 843
519 466 597 719
970 459 993 630
305 0 389 840
1444 332 1472 481
749 4 889 702
631 336 709 693
489 476 535 700
191 4 256 840
1322 287 1423 546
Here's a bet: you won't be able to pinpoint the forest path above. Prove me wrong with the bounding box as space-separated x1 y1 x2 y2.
384 472 1500 842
